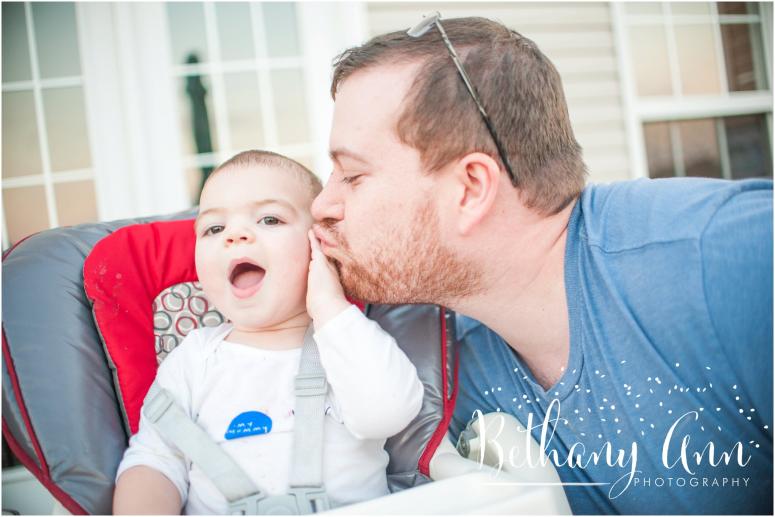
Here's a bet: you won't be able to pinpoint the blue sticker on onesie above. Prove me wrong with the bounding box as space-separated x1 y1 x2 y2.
224 411 272 440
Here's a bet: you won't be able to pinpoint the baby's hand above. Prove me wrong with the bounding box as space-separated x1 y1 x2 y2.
307 230 351 330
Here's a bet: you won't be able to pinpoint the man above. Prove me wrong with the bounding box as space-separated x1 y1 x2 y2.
310 15 772 514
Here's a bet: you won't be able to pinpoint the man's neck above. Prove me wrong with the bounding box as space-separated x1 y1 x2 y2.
453 201 575 390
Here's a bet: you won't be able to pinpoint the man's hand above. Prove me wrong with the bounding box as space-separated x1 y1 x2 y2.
307 230 351 329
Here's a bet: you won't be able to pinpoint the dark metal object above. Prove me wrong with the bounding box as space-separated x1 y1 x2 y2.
185 53 214 197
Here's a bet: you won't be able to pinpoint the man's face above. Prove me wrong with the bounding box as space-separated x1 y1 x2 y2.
311 64 481 305
195 165 313 330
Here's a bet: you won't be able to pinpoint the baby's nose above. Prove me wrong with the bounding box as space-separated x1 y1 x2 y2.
225 226 255 245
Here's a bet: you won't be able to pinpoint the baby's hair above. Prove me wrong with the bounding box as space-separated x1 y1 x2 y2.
209 150 322 199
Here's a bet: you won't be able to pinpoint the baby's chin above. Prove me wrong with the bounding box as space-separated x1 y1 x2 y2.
225 312 312 334
224 315 312 350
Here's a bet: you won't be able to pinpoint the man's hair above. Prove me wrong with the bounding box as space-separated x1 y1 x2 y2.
331 17 587 214
209 150 322 199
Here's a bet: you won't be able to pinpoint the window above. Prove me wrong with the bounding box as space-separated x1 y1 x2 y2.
644 114 771 179
613 1 772 180
165 2 315 205
2 2 98 248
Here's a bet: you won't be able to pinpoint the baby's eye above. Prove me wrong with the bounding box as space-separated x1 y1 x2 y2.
203 225 224 236
258 216 282 226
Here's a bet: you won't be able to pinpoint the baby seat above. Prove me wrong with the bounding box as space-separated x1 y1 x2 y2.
2 211 570 515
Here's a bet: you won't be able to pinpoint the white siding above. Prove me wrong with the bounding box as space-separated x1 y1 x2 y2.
366 2 631 184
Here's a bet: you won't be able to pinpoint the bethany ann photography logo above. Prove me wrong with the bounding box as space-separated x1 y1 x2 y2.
470 399 756 499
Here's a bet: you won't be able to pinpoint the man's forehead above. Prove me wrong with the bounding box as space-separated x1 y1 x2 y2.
336 62 420 108
331 62 421 150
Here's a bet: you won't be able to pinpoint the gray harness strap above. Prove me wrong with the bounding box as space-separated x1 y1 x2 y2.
143 382 260 503
290 326 327 487
143 326 330 514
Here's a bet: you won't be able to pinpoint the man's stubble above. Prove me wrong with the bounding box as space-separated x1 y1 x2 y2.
324 200 483 306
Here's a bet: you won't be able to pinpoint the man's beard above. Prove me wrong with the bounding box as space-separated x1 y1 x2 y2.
320 201 482 306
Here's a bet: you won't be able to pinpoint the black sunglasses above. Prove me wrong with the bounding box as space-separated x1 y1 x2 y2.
407 12 517 185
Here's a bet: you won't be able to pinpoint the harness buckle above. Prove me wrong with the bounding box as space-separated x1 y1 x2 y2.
228 487 329 515
228 492 263 515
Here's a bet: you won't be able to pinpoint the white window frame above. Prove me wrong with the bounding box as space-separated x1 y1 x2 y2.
611 1 773 179
168 3 317 176
4 0 370 250
2 2 97 249
164 1 370 184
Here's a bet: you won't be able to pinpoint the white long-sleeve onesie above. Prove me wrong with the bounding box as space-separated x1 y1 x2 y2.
116 305 424 514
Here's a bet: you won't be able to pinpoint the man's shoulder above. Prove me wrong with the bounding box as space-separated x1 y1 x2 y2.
578 177 772 253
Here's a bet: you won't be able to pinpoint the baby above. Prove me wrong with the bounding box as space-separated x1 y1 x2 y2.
113 150 424 514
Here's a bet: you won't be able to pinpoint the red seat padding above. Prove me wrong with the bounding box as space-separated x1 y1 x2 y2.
84 219 198 434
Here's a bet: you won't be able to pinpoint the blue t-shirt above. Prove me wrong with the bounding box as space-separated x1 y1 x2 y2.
450 178 773 514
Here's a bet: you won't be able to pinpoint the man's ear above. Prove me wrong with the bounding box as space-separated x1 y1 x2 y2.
454 152 501 235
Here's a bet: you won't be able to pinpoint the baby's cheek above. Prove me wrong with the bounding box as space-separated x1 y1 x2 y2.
282 254 313 295
286 257 311 284
193 243 210 278
194 257 222 302
286 235 313 267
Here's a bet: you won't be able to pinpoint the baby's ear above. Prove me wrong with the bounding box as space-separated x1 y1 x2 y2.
452 152 501 235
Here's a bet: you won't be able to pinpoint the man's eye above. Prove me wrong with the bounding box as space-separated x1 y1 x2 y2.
258 216 281 226
203 225 224 236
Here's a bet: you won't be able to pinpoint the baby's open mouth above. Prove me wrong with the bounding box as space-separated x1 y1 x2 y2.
229 262 266 290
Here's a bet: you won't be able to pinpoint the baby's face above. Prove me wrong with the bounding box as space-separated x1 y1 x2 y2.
194 165 314 331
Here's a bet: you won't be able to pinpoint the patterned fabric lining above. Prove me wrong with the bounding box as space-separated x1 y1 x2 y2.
152 281 226 363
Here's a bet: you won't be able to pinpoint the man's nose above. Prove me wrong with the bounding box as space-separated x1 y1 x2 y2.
311 185 344 222
224 225 255 246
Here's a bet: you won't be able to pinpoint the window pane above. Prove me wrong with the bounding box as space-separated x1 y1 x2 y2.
263 3 300 58
224 72 264 150
725 114 772 179
167 3 209 66
721 23 767 91
216 3 255 62
674 24 722 94
2 91 42 178
624 3 663 14
271 68 309 145
31 2 81 79
3 186 50 244
671 2 711 15
55 180 97 226
644 122 675 179
717 2 759 15
679 119 722 178
42 87 91 172
178 75 219 156
629 26 673 96
2 2 32 83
